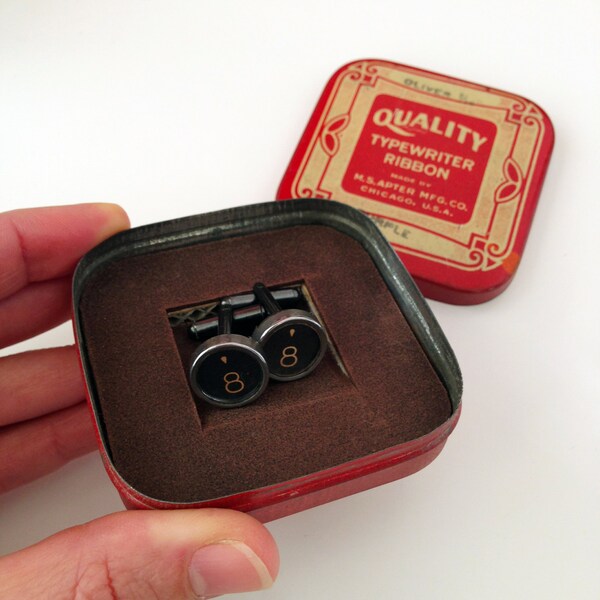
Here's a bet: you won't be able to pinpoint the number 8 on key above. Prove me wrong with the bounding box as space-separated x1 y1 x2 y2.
189 302 269 407
252 283 327 381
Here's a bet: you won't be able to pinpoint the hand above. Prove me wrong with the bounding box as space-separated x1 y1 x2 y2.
0 204 279 599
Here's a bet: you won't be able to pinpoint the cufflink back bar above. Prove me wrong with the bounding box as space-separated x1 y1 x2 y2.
188 288 300 340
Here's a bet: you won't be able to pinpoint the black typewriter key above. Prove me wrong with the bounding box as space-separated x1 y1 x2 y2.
189 303 268 408
252 282 327 381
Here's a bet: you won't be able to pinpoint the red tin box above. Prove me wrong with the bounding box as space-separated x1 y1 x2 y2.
73 200 462 521
277 60 554 304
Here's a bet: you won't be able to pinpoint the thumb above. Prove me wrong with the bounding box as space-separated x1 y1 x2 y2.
0 508 279 599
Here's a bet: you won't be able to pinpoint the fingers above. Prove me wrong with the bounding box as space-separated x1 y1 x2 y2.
0 346 84 427
0 508 279 599
0 203 130 301
0 203 130 349
0 277 71 349
0 402 96 494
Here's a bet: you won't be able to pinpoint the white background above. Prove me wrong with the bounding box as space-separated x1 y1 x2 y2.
1 2 599 598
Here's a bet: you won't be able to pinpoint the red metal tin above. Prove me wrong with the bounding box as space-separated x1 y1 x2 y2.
277 60 554 304
73 200 462 521
96 407 460 522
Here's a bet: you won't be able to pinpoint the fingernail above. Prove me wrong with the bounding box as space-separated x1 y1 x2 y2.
92 203 130 241
189 541 273 598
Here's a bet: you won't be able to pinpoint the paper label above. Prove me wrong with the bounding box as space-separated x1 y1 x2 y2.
289 61 548 273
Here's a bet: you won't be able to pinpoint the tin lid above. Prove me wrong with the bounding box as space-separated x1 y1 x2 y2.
276 59 554 304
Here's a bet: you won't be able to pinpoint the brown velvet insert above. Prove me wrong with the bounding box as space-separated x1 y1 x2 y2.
80 225 451 502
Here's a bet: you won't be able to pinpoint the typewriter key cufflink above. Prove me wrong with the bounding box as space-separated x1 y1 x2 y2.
252 283 327 381
189 302 268 408
188 284 327 408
